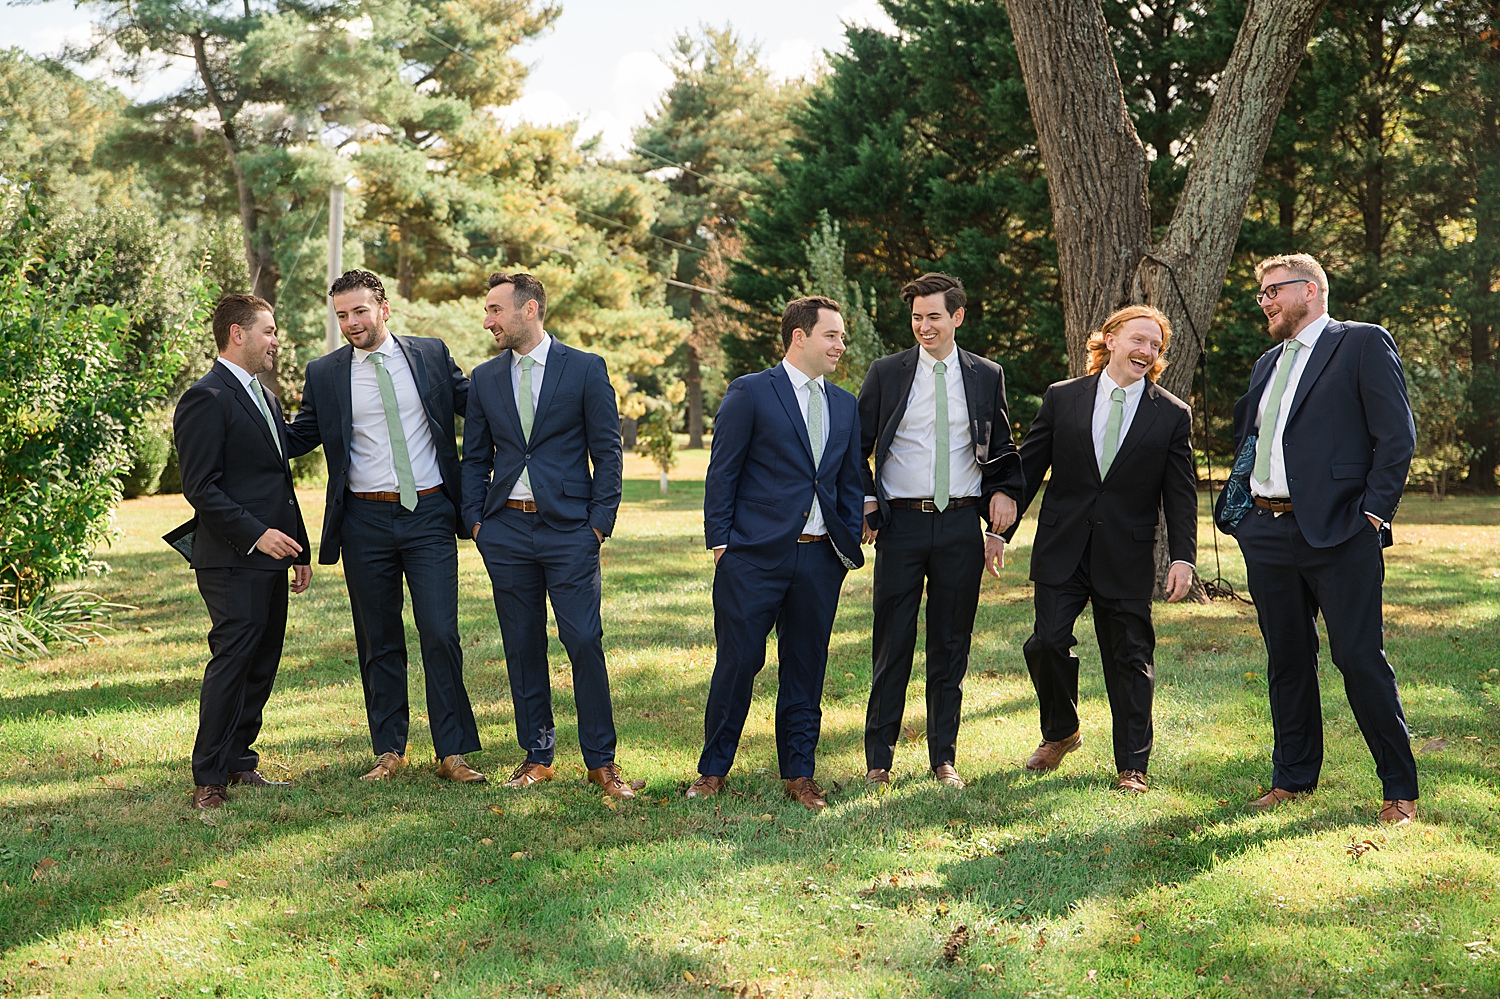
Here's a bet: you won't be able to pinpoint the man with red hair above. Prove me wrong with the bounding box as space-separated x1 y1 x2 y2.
1002 305 1197 793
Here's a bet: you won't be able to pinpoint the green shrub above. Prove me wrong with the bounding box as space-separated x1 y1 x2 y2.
120 408 172 498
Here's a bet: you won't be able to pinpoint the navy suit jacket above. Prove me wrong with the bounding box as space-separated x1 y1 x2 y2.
704 364 866 572
285 335 469 565
1214 319 1415 548
461 338 623 537
173 363 311 570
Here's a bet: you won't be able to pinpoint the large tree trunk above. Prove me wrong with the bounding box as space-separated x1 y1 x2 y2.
685 340 704 448
1007 0 1327 598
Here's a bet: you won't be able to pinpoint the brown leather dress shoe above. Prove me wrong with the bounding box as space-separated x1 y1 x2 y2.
932 764 966 788
588 763 636 799
436 754 487 783
865 768 891 788
1380 799 1416 825
1246 787 1302 811
501 761 555 788
785 776 828 810
228 769 289 787
1116 769 1148 793
1025 730 1082 772
361 752 407 781
192 785 228 809
686 774 726 798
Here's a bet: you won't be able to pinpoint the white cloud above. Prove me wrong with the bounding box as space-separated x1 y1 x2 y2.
493 51 673 156
767 37 821 81
839 0 897 33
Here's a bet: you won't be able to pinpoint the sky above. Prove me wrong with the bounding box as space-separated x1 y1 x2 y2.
7 0 896 153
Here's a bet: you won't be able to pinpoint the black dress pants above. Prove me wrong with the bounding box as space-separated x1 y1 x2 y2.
192 566 287 786
1235 507 1418 800
1023 539 1156 773
341 491 480 761
864 504 984 771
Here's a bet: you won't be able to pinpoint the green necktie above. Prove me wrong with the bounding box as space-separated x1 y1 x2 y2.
368 352 417 511
248 377 283 458
933 359 950 511
518 355 536 490
1101 386 1126 478
1253 339 1304 485
807 380 824 469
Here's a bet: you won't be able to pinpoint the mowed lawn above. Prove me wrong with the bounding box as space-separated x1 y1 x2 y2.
3 451 1500 998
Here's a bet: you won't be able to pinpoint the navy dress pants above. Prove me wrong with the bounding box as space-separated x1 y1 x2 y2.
476 505 616 770
699 539 847 780
1235 507 1418 800
341 491 480 760
192 566 286 786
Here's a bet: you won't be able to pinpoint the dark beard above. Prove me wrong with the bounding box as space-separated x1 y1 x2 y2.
1268 302 1307 342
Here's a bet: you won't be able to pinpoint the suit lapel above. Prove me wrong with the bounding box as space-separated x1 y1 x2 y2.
394 335 439 434
816 384 849 475
770 364 816 469
332 346 354 464
1104 381 1161 481
957 347 993 462
1285 320 1346 426
1074 374 1102 484
879 348 919 453
492 349 525 444
218 364 283 460
531 339 567 441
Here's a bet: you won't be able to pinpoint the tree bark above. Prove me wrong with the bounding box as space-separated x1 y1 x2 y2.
685 339 704 448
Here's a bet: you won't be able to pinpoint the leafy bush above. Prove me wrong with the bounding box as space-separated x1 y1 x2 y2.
120 408 172 498
0 194 202 607
0 582 132 661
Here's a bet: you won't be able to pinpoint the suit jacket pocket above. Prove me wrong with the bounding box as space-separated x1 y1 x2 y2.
1038 508 1059 527
1138 446 1167 455
1332 463 1370 479
562 478 593 499
1132 524 1158 542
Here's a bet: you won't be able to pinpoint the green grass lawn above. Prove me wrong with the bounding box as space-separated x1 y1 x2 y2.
3 460 1499 998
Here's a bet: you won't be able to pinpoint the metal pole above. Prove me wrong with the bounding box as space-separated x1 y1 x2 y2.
324 183 345 353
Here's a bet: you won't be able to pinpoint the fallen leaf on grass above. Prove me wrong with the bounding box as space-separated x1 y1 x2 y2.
902 724 923 741
759 813 774 822
601 797 617 810
684 971 696 982
31 858 58 880
479 838 494 846
941 925 969 963
1419 738 1448 754
630 779 647 791
1346 838 1381 860
210 879 230 889
487 805 504 816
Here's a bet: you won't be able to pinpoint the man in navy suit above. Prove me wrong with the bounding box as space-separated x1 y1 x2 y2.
286 270 483 785
1215 253 1419 824
686 296 866 810
461 272 634 800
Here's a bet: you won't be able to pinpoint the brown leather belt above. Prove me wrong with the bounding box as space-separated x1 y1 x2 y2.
1254 497 1294 513
887 497 979 512
797 533 827 543
505 499 539 513
350 485 442 502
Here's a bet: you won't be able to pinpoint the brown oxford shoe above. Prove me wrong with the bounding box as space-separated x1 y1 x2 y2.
588 763 636 800
1116 769 1148 794
1380 799 1416 825
192 784 228 810
228 769 288 787
501 761 554 788
932 764 966 789
686 774 726 799
785 776 828 811
1246 787 1303 812
1025 730 1082 772
865 768 891 789
436 754 487 784
360 752 407 781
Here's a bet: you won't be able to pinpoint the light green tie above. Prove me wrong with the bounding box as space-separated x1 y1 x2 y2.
248 377 283 458
368 352 417 511
518 355 536 490
1101 387 1126 478
807 380 824 469
933 360 950 511
1253 339 1304 485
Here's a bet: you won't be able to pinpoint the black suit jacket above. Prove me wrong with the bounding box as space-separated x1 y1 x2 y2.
1003 374 1196 600
285 335 469 565
858 345 1023 532
1213 320 1414 548
173 363 310 570
461 338 623 537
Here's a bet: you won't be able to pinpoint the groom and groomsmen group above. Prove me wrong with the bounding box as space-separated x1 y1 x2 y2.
173 252 1421 826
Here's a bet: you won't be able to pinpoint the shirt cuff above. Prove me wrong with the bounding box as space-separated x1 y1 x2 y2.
711 545 727 551
985 532 1005 541
863 495 877 504
1364 511 1387 525
1169 560 1195 571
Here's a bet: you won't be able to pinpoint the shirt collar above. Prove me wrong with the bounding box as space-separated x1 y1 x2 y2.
1098 368 1148 402
513 332 552 367
353 333 398 364
916 343 958 372
216 356 255 389
780 357 824 391
1289 313 1331 351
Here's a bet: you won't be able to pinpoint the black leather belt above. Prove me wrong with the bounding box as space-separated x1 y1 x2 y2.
1254 497 1294 513
887 497 979 512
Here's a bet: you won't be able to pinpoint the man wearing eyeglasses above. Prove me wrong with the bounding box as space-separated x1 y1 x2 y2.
1215 253 1419 825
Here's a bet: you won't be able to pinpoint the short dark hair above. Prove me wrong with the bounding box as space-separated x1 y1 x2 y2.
780 295 841 350
211 294 273 352
488 272 548 322
901 272 966 316
329 269 387 304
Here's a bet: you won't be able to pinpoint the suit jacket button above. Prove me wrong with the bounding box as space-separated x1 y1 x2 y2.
802 511 808 517
288 499 295 506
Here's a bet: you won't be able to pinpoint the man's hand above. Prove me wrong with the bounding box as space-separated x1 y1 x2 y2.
863 499 879 543
984 534 1006 577
989 492 1018 533
713 547 725 565
594 528 605 544
254 529 303 559
1367 513 1382 530
1164 562 1193 603
291 564 312 594
472 523 482 540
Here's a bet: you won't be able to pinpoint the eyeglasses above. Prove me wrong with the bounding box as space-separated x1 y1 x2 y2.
1254 279 1310 305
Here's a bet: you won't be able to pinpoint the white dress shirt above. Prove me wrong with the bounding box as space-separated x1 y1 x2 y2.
507 333 553 501
216 356 256 392
1251 313 1330 499
348 335 443 493
878 344 982 502
781 358 831 536
1092 368 1147 473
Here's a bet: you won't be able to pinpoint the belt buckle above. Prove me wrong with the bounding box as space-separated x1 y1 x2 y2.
920 499 937 513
